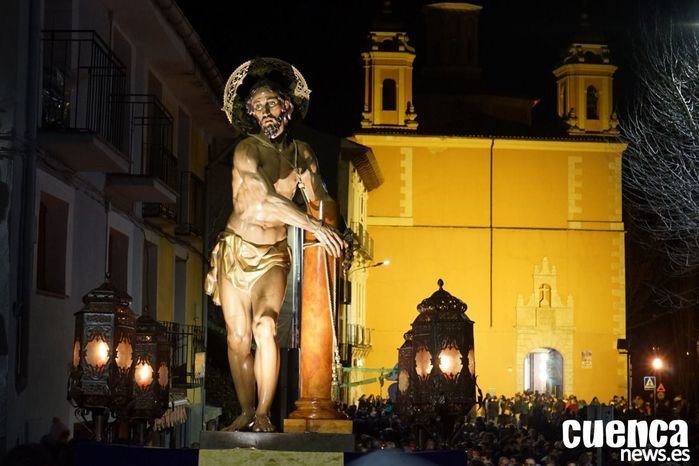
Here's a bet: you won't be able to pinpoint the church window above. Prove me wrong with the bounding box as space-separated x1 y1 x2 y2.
382 79 396 111
586 85 599 120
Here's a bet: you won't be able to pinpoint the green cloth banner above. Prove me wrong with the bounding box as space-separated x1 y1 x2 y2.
341 366 395 373
339 377 377 388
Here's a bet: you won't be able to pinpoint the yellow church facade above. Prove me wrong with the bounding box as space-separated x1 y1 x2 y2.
354 134 627 402
349 3 628 403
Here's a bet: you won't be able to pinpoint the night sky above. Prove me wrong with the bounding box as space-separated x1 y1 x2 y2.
176 0 693 137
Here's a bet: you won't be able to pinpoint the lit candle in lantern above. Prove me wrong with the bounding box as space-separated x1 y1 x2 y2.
134 361 153 389
95 340 109 366
438 346 463 378
86 338 110 368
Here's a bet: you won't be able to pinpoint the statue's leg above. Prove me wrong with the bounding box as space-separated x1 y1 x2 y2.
250 266 288 432
218 275 256 431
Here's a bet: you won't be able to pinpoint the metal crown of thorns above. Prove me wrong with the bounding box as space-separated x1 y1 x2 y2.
222 57 311 133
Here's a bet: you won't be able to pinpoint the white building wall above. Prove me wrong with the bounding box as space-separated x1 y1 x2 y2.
2 0 224 449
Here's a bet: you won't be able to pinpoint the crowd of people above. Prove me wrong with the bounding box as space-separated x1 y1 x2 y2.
344 391 697 465
3 391 695 465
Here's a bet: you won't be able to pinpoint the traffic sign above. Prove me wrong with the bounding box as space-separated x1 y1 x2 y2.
644 376 656 391
657 383 666 393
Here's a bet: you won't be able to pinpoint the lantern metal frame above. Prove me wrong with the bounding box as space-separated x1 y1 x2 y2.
397 279 476 428
396 330 413 416
129 314 171 443
68 277 136 441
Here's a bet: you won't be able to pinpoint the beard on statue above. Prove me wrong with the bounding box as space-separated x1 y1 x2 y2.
261 113 285 139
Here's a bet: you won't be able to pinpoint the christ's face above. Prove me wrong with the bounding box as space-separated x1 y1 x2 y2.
248 88 291 139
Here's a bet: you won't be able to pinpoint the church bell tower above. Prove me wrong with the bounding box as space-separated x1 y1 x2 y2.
361 1 418 130
553 12 619 136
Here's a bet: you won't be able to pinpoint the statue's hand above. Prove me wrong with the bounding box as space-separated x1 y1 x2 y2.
315 223 347 258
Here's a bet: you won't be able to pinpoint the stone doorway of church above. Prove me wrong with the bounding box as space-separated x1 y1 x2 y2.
523 348 563 397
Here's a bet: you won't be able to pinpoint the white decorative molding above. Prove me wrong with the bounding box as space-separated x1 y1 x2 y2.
608 153 622 221
611 235 627 391
567 155 583 222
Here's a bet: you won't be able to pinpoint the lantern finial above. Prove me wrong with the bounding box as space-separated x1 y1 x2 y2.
438 279 444 289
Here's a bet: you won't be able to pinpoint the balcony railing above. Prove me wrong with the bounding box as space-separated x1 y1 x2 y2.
113 94 178 191
350 222 374 260
161 321 205 389
41 30 128 152
177 172 205 237
347 323 372 347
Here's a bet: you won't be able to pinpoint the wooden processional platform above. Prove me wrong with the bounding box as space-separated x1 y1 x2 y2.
199 430 355 452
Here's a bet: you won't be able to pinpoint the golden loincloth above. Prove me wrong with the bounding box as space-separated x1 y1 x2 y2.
205 230 291 304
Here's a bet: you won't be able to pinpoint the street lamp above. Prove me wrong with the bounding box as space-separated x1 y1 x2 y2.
68 277 136 441
650 352 665 416
652 357 663 370
349 259 390 275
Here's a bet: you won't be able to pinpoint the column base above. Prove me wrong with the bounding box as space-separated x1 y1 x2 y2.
288 397 346 420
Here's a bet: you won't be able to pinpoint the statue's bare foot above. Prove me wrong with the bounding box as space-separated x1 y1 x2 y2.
221 411 255 432
252 414 276 432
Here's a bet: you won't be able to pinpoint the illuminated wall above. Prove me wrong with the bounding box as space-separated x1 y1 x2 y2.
355 133 627 401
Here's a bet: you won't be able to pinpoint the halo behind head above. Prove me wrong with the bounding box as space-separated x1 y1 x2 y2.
222 57 311 134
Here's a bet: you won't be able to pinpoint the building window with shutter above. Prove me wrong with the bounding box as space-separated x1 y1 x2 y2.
36 192 69 296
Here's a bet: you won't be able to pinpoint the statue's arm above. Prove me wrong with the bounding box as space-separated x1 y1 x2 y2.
234 142 323 232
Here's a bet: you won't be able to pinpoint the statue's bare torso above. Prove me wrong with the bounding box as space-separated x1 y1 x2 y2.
227 136 322 245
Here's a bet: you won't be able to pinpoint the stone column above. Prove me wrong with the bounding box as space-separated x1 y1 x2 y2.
285 200 351 433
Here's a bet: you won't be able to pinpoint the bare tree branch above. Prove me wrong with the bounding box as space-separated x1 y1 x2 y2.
622 18 699 273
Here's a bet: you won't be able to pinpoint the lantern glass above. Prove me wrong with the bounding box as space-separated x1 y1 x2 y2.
157 362 169 389
415 347 433 379
398 369 410 393
468 349 475 376
86 336 110 368
135 360 154 389
72 340 81 369
115 338 133 371
438 345 463 378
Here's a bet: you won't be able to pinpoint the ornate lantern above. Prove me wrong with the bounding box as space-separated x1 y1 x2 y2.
396 330 413 415
399 279 476 424
68 278 136 441
130 314 170 442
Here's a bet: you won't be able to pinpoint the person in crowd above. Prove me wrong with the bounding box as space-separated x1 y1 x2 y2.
341 389 696 465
